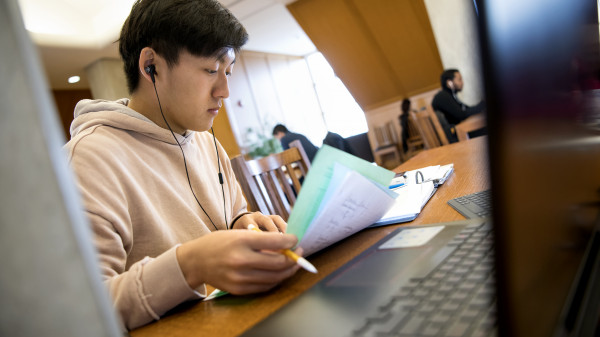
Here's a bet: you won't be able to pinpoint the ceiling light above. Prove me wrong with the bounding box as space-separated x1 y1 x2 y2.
68 76 80 84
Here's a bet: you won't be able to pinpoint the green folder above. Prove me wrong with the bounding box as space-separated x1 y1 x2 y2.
287 145 395 241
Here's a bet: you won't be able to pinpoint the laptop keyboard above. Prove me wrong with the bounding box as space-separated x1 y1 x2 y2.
448 190 492 219
352 222 496 337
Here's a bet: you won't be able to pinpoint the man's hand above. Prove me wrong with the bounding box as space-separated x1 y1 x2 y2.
231 212 287 232
175 229 301 294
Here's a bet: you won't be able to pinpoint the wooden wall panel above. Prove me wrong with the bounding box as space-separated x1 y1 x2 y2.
351 0 441 95
288 0 400 108
213 105 241 158
288 0 443 110
52 89 93 142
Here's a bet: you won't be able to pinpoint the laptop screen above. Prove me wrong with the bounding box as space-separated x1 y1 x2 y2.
480 0 600 336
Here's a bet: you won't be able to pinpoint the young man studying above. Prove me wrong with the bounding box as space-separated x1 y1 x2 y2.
64 0 302 330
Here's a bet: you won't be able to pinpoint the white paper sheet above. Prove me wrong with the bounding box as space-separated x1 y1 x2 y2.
404 164 454 185
298 170 396 256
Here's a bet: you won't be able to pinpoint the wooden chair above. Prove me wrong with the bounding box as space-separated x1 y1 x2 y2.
410 107 450 149
372 121 402 169
403 116 425 159
427 106 451 146
410 109 438 149
288 139 312 164
231 147 310 221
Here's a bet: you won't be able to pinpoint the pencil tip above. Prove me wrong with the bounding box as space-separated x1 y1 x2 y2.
298 257 318 273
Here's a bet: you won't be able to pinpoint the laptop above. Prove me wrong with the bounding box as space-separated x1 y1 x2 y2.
243 1 600 336
448 190 492 219
0 1 122 336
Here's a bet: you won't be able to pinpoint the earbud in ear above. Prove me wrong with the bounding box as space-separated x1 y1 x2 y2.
145 64 156 83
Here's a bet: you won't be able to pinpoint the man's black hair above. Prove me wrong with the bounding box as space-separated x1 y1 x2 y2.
119 0 249 93
440 69 459 89
272 124 289 135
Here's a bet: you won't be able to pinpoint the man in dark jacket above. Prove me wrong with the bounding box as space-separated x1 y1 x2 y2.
432 69 486 142
272 124 319 162
432 69 485 125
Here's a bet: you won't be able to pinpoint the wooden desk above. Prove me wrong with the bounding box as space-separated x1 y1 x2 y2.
130 136 490 337
456 113 486 141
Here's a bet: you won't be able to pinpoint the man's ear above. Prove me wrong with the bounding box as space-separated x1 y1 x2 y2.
138 47 156 84
447 80 454 90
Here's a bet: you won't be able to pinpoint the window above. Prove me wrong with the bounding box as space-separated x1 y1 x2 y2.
306 52 368 138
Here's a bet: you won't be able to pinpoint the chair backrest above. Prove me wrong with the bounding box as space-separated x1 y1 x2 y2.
373 121 398 148
403 116 425 159
435 110 460 143
410 109 441 149
406 115 423 142
411 107 452 148
427 107 450 146
288 139 313 165
231 147 310 221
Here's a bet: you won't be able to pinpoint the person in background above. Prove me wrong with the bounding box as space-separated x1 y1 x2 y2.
398 98 411 153
432 69 485 125
272 124 319 162
64 0 302 330
322 131 354 155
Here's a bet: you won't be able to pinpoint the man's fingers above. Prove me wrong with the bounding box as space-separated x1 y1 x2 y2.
269 215 287 232
253 214 286 233
223 265 301 295
239 242 299 270
255 217 279 232
244 230 298 252
294 246 304 257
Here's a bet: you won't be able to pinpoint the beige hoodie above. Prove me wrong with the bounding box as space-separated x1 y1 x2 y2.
65 98 247 329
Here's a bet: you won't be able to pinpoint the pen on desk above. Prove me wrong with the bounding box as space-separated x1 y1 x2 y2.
388 183 405 189
247 224 317 274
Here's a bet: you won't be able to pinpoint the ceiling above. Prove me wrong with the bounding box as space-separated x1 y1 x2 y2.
17 0 316 90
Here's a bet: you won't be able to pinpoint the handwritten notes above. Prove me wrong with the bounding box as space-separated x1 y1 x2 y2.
299 169 396 256
286 145 396 256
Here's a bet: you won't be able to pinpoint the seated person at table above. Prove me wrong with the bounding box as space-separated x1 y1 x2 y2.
432 69 486 126
272 124 319 162
64 0 302 330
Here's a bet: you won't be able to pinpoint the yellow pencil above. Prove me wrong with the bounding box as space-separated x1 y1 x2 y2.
247 224 317 273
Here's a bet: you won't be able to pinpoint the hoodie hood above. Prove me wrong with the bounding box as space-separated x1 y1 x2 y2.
70 98 194 144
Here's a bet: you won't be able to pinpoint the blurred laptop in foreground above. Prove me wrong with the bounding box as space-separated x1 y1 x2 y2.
0 1 122 336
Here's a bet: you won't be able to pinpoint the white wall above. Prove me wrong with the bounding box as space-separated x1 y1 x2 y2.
424 0 484 105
